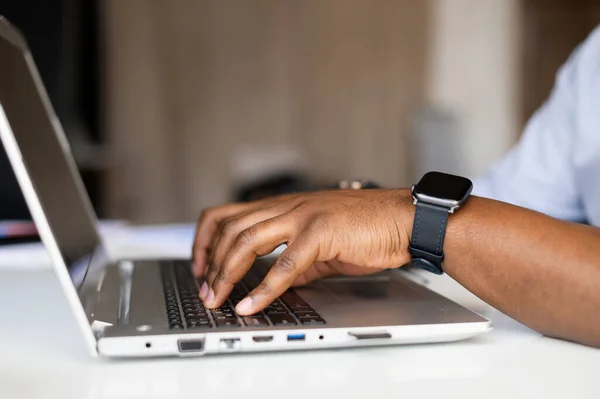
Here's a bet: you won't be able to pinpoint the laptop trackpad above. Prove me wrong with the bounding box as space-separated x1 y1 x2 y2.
301 276 423 304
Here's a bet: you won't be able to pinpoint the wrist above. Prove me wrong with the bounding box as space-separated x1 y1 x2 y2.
390 188 415 260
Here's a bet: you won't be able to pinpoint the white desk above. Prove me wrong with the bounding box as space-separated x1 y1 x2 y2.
0 225 598 399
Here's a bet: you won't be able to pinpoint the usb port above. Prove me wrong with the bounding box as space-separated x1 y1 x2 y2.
252 336 274 343
219 338 241 351
287 333 306 342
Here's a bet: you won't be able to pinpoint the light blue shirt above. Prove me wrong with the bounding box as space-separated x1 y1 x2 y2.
474 26 600 227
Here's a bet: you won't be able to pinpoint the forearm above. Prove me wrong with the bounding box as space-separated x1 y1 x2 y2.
195 186 600 346
438 195 600 347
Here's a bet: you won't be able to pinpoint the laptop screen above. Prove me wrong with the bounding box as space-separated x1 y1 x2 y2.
0 17 102 285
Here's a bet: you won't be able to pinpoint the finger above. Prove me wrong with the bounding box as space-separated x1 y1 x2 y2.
200 201 291 299
203 207 287 300
193 204 248 276
192 203 252 277
236 234 319 315
203 214 299 308
202 195 295 275
208 202 298 273
204 198 301 287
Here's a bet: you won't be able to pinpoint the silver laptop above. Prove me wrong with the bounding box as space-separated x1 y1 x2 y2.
0 16 491 358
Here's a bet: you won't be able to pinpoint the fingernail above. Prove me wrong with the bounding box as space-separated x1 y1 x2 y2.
205 289 215 307
199 282 208 300
236 297 253 315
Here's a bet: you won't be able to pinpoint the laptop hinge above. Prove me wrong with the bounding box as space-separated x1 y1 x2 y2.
91 320 113 339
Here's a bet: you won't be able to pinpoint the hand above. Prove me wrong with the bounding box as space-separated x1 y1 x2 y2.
192 189 414 315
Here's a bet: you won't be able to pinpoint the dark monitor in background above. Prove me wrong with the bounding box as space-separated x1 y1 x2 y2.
0 0 102 222
0 141 29 219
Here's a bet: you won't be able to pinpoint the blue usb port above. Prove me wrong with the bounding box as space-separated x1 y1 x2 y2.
287 333 306 342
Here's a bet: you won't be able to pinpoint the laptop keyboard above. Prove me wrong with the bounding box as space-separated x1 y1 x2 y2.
161 261 326 330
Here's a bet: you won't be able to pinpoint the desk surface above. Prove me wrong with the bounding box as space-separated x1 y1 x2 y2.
0 226 599 399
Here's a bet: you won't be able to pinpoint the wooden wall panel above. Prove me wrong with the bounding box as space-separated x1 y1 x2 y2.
102 0 430 223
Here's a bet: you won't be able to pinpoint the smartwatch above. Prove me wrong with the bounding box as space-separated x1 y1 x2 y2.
409 171 473 274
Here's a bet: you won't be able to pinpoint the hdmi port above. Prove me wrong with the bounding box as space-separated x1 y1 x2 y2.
252 336 274 343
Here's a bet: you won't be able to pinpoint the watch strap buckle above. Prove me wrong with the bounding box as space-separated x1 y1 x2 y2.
408 245 445 275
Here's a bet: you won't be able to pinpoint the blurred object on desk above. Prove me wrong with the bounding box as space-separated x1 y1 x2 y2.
231 145 326 202
0 220 128 270
0 221 39 245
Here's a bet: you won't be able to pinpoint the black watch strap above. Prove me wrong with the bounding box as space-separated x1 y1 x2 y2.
409 201 450 275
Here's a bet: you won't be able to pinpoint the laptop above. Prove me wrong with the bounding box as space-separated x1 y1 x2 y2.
0 16 491 358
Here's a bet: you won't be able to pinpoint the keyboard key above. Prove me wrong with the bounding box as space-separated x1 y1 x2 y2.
279 290 309 307
214 315 236 320
300 318 325 325
187 311 208 317
266 310 287 315
184 307 204 312
294 311 319 317
216 319 241 327
212 307 233 313
298 314 321 321
184 307 204 313
269 314 297 326
187 317 210 322
211 309 233 314
163 262 326 330
188 320 211 328
187 320 210 326
183 302 202 307
242 316 269 327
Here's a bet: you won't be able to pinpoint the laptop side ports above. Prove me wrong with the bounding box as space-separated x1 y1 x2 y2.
178 339 204 352
252 335 274 343
219 338 241 352
286 333 306 342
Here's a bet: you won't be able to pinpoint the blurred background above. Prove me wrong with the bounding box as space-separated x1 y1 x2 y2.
1 0 599 225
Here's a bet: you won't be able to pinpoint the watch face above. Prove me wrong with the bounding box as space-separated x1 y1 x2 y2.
413 171 473 203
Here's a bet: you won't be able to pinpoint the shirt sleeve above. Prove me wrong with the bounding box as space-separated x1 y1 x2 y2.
472 28 600 223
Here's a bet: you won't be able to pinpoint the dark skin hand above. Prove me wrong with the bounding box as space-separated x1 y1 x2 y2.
192 189 600 348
